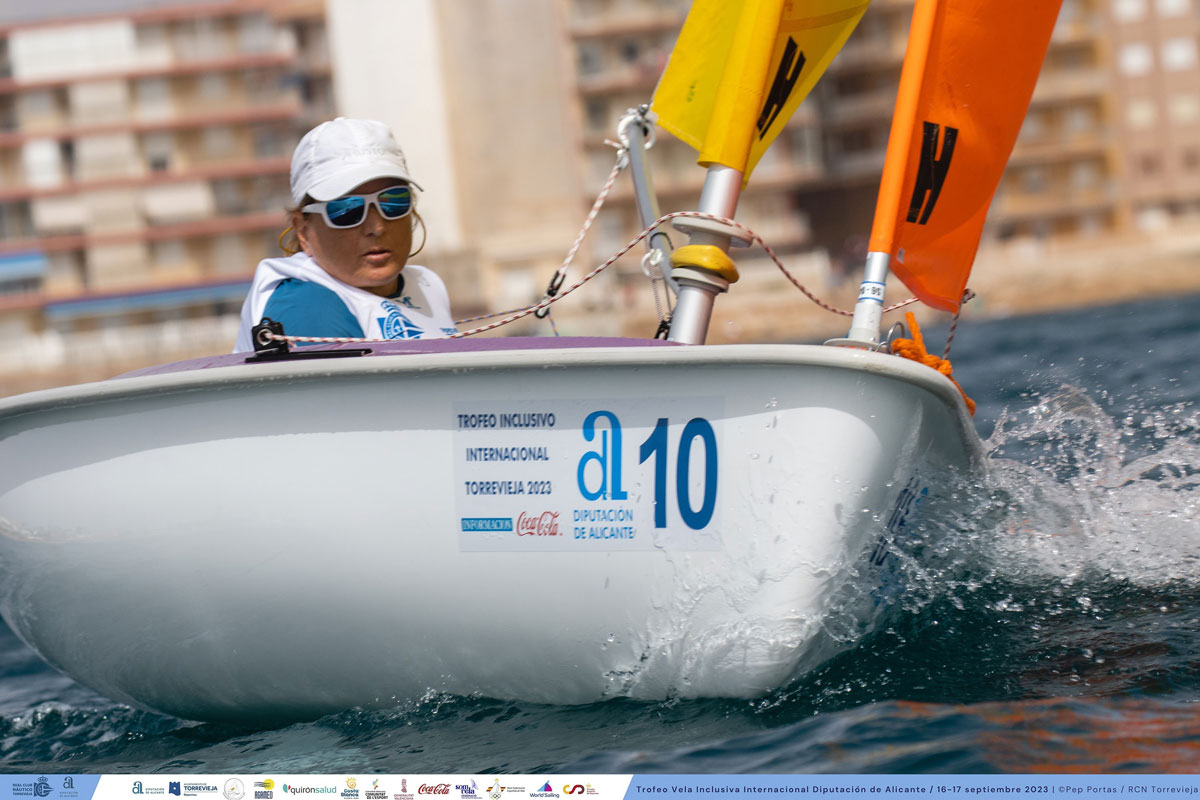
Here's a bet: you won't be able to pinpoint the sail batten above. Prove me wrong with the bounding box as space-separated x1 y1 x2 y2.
868 0 1063 312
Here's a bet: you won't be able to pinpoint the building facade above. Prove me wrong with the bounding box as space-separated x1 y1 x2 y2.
0 0 331 393
6 0 1200 395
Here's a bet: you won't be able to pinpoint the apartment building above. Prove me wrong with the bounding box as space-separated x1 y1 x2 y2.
6 0 1200 394
0 0 331 392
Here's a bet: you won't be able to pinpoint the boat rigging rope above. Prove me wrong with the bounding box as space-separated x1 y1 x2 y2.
451 139 629 332
258 209 932 346
891 311 977 416
256 136 977 347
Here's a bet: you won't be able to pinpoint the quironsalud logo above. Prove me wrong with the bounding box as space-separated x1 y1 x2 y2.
377 303 423 339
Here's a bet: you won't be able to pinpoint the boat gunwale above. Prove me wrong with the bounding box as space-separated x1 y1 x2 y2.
0 342 983 460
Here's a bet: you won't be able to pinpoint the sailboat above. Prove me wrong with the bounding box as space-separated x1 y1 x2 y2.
0 0 1060 722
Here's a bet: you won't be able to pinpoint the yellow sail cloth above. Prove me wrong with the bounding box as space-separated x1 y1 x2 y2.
652 0 869 181
868 0 1063 311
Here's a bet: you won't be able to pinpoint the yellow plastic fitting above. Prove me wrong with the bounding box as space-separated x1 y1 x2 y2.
669 244 740 283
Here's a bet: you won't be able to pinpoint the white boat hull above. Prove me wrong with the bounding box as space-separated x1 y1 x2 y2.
0 342 982 721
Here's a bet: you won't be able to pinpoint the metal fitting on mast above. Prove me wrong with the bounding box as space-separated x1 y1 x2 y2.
826 250 892 350
665 165 751 344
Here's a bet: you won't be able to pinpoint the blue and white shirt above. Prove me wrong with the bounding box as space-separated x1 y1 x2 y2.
234 252 458 352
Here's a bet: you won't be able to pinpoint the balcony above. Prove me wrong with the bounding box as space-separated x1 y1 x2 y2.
0 50 298 96
577 60 662 96
0 102 302 149
825 87 897 126
0 209 281 256
992 185 1117 221
1030 68 1110 106
0 156 292 204
1009 132 1112 166
568 9 685 41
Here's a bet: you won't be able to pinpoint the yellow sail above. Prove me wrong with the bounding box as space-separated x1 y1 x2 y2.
652 0 869 181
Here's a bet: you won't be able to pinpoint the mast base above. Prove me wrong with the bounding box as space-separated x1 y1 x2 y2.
824 337 890 352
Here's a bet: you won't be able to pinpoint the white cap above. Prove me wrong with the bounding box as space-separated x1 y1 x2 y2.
290 117 421 206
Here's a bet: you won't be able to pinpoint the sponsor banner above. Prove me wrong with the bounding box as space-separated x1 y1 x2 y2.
8 776 1200 800
74 778 636 800
625 775 1200 796
454 399 725 552
0 776 101 800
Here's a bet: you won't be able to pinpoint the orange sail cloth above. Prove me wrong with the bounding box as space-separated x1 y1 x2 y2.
868 0 1063 311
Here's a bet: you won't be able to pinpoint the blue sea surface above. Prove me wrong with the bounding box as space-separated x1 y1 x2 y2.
2 293 1199 773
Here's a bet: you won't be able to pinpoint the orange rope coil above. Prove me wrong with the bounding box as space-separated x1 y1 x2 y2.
890 311 976 416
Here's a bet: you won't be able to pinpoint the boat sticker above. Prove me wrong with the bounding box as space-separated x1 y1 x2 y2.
454 399 724 551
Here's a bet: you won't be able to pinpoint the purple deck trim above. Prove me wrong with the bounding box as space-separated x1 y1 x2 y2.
117 336 683 379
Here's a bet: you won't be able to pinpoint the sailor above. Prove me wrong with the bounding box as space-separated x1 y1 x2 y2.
233 117 458 352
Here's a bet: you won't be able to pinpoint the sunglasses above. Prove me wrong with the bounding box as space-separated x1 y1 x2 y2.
301 185 414 228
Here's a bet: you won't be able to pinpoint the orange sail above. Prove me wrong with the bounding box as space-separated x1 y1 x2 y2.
868 0 1063 311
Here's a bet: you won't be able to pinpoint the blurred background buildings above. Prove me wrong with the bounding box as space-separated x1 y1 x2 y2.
3 0 1200 396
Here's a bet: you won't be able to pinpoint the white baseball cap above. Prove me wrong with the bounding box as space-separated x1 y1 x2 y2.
290 117 421 206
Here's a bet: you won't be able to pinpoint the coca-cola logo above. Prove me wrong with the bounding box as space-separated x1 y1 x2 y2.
418 787 449 796
517 511 560 536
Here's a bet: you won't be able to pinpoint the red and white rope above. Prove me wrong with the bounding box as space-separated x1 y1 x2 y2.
261 210 927 346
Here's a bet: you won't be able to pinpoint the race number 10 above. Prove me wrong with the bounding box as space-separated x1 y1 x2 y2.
576 411 718 530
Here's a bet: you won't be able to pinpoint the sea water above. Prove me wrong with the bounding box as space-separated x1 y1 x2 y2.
1 293 1199 774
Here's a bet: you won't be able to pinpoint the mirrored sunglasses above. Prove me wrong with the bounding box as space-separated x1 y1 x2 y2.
301 185 413 229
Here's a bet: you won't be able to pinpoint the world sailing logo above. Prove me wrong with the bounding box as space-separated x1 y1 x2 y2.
906 120 958 225
377 302 423 339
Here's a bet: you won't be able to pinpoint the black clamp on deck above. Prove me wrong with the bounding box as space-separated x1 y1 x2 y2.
244 317 372 362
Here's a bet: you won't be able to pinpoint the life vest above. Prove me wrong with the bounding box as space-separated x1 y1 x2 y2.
234 252 457 352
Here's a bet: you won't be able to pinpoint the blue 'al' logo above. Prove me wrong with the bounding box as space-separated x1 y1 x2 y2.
377 303 422 339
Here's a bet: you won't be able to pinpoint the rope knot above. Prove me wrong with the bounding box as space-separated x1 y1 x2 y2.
890 312 976 416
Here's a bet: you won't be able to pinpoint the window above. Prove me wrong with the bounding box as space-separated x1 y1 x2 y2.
143 132 174 172
21 138 62 187
1170 93 1200 122
198 73 229 102
1119 42 1154 76
151 239 186 266
1162 37 1198 70
134 77 171 120
1023 166 1047 192
1127 97 1158 127
203 126 236 158
1114 0 1147 20
584 98 608 132
1071 161 1100 189
1156 0 1192 16
1065 105 1095 133
577 42 603 77
237 14 274 53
